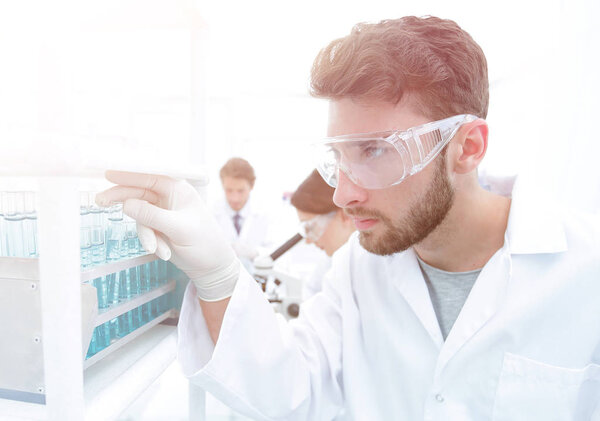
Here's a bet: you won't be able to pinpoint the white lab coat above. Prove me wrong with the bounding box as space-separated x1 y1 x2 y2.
213 197 272 259
179 177 600 421
302 253 332 301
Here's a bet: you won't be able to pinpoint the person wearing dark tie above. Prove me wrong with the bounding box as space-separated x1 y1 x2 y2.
212 157 271 270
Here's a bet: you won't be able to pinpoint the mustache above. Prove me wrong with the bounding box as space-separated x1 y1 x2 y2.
344 207 385 220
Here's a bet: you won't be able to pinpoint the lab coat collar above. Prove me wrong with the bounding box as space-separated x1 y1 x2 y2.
390 174 569 360
503 175 568 255
391 248 445 348
224 197 252 219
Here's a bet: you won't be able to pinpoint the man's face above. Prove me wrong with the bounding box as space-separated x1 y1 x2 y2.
329 99 455 255
222 176 253 212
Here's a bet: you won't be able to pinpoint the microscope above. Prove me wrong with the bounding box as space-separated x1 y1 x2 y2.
252 233 304 320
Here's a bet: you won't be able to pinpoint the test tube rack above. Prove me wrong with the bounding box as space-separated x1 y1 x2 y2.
0 253 176 404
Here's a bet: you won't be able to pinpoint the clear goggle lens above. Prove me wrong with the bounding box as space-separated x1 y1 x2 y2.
298 211 336 242
312 114 477 190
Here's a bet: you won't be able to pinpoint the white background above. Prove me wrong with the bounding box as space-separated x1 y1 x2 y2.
0 0 599 213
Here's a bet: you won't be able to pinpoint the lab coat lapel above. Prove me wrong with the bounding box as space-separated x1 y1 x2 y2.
392 248 444 349
435 237 512 374
435 175 567 373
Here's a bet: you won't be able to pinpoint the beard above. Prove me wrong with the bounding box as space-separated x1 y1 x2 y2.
349 157 455 256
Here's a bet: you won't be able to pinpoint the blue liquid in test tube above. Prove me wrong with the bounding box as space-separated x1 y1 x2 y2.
149 261 158 289
125 218 139 256
132 305 143 329
23 192 37 257
4 192 25 257
142 302 151 324
96 322 110 352
0 210 5 257
94 276 110 309
80 226 92 268
106 272 120 307
80 193 92 267
139 263 149 293
89 193 106 265
129 266 140 297
108 317 120 343
118 269 131 301
157 260 167 285
119 310 134 336
106 205 126 261
90 225 105 265
87 330 97 358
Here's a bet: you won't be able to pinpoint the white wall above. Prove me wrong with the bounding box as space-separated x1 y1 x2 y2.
1 0 598 211
197 0 600 213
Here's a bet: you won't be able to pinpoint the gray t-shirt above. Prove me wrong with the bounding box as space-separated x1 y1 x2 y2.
417 256 482 340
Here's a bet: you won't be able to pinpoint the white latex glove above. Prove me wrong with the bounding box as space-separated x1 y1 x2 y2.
96 170 239 301
231 241 259 260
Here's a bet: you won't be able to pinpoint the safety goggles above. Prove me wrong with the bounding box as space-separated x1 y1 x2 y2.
312 114 478 190
298 211 336 243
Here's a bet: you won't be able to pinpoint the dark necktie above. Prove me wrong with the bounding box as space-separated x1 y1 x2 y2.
233 213 242 235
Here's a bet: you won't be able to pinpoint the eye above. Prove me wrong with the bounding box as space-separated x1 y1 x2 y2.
360 142 386 159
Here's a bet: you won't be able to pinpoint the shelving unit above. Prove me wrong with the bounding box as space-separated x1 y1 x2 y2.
0 2 211 419
84 281 176 370
0 177 205 421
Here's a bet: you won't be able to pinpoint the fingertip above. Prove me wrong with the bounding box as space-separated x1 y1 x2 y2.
137 223 158 254
155 234 172 261
95 191 113 208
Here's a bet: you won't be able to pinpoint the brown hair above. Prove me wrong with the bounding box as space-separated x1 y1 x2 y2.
310 16 489 120
219 157 256 187
291 170 338 214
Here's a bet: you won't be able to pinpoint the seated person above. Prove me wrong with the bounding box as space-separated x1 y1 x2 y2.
290 169 355 299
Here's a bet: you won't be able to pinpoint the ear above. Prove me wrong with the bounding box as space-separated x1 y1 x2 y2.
450 119 488 175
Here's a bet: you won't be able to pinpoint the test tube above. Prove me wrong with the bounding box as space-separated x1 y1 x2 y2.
4 192 25 257
149 261 158 289
125 217 139 256
119 310 134 337
80 192 92 227
23 192 37 257
95 322 110 353
0 192 5 256
142 302 152 324
106 204 126 261
132 304 142 329
80 226 92 268
138 263 150 293
90 192 107 265
94 276 109 309
157 260 168 285
105 272 120 307
108 317 120 343
90 225 105 265
118 269 131 301
128 265 140 296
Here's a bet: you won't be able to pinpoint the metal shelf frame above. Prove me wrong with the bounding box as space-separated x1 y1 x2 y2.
0 3 210 418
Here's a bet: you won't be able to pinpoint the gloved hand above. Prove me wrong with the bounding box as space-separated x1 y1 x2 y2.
231 241 259 261
96 170 240 301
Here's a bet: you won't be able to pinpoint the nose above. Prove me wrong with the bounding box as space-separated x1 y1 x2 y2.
333 170 368 208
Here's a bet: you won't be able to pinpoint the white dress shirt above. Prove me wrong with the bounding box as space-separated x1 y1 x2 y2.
213 197 272 260
179 176 600 420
